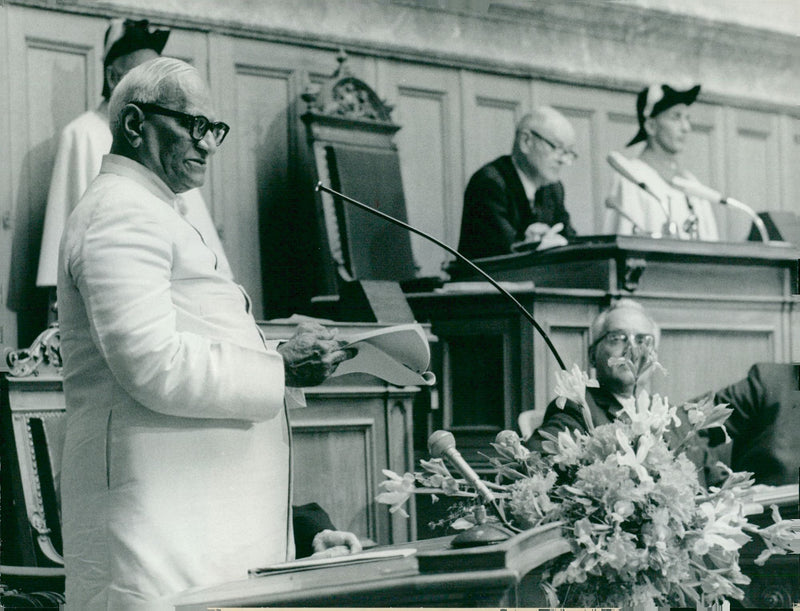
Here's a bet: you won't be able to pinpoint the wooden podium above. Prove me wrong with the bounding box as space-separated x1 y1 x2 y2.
172 523 570 609
408 236 800 467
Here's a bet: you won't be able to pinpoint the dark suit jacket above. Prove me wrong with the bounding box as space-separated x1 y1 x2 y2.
526 385 622 453
293 502 337 559
458 155 576 259
710 363 800 485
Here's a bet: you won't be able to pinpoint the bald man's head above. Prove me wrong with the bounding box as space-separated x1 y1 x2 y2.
512 106 576 186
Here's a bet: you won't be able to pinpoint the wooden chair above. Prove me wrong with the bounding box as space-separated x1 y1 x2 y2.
1 371 66 603
265 50 443 321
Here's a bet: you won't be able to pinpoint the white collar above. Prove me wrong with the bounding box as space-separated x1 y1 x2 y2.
99 154 185 213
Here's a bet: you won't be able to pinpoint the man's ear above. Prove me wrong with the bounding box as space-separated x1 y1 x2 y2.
120 104 145 148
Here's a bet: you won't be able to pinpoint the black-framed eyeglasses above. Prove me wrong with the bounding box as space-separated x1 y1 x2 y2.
526 128 578 163
598 331 655 348
132 102 230 146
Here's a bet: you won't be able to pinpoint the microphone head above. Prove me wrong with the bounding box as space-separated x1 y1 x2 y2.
670 176 722 203
607 151 625 166
428 430 456 457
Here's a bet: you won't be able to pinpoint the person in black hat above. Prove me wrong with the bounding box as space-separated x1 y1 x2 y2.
37 18 231 294
602 84 719 241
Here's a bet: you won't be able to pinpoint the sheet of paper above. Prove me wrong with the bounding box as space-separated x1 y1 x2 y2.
248 547 416 576
332 323 435 386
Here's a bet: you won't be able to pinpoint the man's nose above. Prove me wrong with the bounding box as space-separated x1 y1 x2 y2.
198 130 218 154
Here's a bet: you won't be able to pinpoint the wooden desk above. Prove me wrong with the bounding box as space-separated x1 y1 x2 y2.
409 237 800 466
173 523 570 609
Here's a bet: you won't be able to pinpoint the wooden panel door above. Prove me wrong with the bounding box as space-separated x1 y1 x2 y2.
374 60 462 276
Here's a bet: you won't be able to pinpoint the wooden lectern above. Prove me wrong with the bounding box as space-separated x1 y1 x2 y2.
172 522 570 609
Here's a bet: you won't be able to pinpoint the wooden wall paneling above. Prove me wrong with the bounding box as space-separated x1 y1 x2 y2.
1 4 16 355
531 296 600 415
534 83 633 235
385 391 417 542
291 416 378 542
6 7 107 347
459 70 531 229
289 382 418 545
643 298 781 402
375 60 462 277
725 107 782 241
431 311 521 467
208 37 335 317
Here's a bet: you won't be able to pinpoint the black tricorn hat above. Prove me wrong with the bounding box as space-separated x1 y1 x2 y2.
627 84 701 146
102 19 170 98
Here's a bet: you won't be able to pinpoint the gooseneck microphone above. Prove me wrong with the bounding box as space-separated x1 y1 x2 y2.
607 152 675 236
428 430 519 533
607 152 659 202
428 430 496 504
605 198 647 235
315 182 567 370
670 176 771 243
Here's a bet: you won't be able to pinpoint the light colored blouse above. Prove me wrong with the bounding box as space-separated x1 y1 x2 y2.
603 157 719 241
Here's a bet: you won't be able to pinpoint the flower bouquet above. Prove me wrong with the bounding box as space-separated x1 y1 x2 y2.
377 347 799 608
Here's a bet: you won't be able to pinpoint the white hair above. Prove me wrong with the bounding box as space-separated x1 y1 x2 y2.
588 298 661 350
108 56 202 135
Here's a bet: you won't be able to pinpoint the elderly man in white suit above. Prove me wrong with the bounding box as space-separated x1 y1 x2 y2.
57 57 355 610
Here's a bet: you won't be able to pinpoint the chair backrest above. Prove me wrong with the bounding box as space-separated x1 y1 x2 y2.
1 373 65 567
278 53 418 316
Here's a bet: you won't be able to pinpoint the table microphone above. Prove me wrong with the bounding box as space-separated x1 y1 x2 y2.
428 430 496 504
607 152 660 202
607 152 675 236
605 198 647 236
670 176 771 243
315 182 566 370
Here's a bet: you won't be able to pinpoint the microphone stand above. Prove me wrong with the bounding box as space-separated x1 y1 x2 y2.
605 199 650 236
316 182 567 371
725 198 771 244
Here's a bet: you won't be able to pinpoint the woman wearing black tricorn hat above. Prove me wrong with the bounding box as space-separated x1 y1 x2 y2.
603 84 719 241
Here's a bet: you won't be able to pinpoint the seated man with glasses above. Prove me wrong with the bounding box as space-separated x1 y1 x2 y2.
458 106 578 259
523 299 659 452
57 57 359 610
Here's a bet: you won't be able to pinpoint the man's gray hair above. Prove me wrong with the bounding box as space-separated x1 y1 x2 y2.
108 56 199 136
588 298 661 349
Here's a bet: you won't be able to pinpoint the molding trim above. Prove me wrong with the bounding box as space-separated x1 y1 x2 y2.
9 0 800 116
